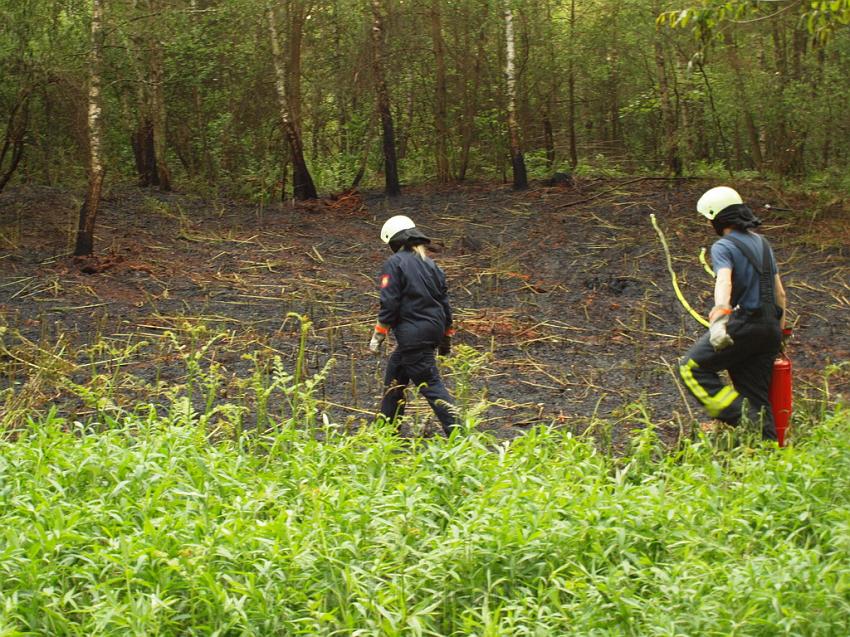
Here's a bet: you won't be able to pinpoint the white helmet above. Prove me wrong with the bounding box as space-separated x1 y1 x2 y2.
380 215 416 244
697 186 743 220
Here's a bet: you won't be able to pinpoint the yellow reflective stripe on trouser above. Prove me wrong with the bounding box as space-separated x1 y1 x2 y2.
679 359 740 417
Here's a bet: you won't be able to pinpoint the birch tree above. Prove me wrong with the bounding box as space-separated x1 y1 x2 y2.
504 1 527 190
267 1 317 200
74 0 106 257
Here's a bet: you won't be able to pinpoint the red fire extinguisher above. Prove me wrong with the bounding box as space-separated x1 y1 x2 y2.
769 329 793 446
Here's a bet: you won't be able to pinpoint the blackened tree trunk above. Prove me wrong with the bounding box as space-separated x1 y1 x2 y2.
567 0 578 169
430 0 451 183
267 2 317 200
284 0 317 198
351 113 376 190
131 117 157 187
75 0 106 257
504 2 527 190
370 0 401 196
121 1 169 189
542 0 556 169
0 86 31 193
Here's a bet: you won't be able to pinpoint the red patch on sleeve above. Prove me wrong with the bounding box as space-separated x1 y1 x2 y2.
380 274 390 289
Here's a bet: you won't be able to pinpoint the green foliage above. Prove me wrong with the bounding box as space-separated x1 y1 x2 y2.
440 343 492 428
659 1 850 42
805 167 850 198
3 319 850 633
3 0 850 198
1 395 849 633
573 155 630 179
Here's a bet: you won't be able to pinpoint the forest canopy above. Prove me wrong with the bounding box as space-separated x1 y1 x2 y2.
2 0 850 205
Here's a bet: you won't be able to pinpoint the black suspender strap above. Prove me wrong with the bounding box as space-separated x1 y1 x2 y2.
725 234 776 307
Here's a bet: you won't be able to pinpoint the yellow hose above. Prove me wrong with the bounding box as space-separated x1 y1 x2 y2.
650 214 710 328
699 247 715 279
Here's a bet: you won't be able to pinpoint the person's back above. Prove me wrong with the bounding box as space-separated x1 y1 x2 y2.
379 248 450 351
369 216 457 436
679 186 787 441
711 229 777 311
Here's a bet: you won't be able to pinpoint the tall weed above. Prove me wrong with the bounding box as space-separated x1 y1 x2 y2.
1 397 848 635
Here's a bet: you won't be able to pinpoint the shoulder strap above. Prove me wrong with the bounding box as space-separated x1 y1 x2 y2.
725 234 775 307
725 234 763 273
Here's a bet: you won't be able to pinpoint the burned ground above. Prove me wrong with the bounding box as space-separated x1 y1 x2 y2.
1 179 848 447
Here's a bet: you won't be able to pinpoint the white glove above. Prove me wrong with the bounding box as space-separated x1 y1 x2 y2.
368 330 385 353
709 314 734 351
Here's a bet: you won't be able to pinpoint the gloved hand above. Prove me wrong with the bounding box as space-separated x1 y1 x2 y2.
368 330 385 354
709 314 734 351
438 335 452 356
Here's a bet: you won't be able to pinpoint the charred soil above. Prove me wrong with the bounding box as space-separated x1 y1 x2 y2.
1 179 848 447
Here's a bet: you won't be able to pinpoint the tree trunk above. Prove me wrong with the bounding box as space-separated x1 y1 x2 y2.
75 0 106 257
675 48 701 162
543 116 555 168
285 0 318 197
504 3 527 190
267 2 318 200
430 0 451 183
817 48 832 169
119 11 160 188
0 87 30 193
694 58 733 175
607 2 621 146
350 113 376 190
727 35 763 170
187 6 205 180
542 0 557 169
370 0 401 196
149 29 171 191
768 20 805 176
788 16 810 175
567 0 578 169
458 0 487 181
132 118 157 186
126 0 171 190
653 4 681 176
280 155 289 201
331 0 350 158
396 72 415 161
287 1 306 127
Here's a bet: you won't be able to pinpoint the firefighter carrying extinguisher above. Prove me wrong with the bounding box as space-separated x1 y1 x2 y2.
679 186 788 440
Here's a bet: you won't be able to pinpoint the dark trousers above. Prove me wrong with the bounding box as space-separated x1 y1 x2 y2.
679 312 781 440
380 348 458 435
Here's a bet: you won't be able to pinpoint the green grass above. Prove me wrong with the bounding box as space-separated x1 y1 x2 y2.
1 404 849 635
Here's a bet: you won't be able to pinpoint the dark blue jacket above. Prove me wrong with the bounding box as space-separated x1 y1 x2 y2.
377 249 453 351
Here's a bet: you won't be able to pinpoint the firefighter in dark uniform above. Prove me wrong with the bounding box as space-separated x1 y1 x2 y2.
368 215 458 435
679 186 788 440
